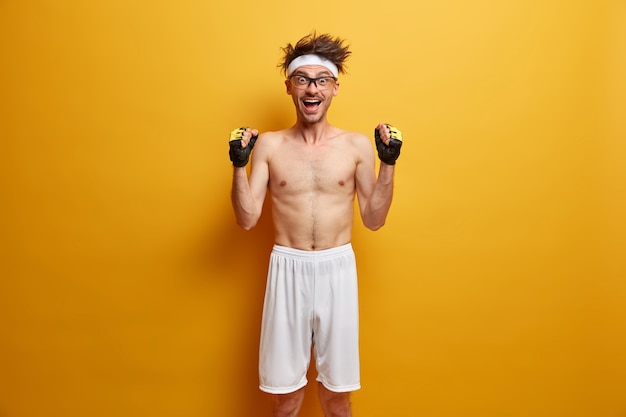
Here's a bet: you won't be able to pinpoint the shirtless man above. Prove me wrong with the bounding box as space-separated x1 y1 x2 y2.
229 33 402 417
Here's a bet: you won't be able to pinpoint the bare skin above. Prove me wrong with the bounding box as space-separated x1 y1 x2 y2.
231 65 396 416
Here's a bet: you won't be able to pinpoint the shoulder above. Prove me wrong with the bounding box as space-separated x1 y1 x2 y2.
337 129 373 154
253 130 284 152
324 128 373 167
256 129 289 145
341 130 375 167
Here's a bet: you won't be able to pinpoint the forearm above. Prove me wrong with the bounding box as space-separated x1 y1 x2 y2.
362 163 395 230
231 167 261 230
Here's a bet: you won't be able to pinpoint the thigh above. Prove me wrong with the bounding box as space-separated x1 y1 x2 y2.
313 252 360 392
259 252 314 394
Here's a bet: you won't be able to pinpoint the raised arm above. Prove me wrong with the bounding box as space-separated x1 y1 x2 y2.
229 127 269 230
356 123 403 230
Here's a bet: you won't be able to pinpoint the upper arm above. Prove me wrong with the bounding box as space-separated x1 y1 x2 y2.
247 133 272 209
354 134 377 216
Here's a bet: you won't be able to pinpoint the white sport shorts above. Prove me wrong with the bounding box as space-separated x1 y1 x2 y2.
259 243 361 394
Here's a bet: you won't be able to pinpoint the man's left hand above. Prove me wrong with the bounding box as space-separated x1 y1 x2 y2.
375 123 403 165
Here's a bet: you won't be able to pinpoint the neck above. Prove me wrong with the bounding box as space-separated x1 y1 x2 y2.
294 119 331 144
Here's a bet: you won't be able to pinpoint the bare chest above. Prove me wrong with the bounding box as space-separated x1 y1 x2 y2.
269 143 356 194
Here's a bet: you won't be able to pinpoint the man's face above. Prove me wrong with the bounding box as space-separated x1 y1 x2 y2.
285 65 339 124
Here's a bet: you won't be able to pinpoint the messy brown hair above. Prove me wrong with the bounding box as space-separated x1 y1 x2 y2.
279 32 351 77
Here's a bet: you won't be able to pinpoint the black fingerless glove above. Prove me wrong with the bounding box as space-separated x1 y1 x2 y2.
375 123 403 165
229 127 258 167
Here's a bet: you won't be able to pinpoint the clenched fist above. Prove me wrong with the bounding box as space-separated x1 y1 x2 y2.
374 123 403 165
229 127 259 167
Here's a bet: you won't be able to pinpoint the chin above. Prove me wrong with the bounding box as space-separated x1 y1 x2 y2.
300 109 326 124
303 115 324 124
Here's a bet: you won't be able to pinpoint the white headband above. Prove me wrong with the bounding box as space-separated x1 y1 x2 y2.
287 54 339 78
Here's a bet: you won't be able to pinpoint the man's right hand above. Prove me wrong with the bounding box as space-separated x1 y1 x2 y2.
229 127 259 167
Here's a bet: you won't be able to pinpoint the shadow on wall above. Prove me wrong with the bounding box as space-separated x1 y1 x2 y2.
201 193 276 276
198 205 356 416
192 196 330 416
193 196 275 413
190 93 333 415
195 90 294 287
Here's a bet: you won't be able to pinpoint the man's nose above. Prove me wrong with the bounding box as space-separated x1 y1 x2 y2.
305 79 319 90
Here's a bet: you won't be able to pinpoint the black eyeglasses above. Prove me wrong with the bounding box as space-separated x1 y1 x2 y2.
289 75 337 91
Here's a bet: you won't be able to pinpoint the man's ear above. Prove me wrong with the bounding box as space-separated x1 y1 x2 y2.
285 79 292 94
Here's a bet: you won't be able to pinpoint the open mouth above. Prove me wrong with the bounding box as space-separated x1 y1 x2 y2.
303 98 322 111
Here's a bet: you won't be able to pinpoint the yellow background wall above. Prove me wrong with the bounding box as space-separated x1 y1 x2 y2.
1 1 624 416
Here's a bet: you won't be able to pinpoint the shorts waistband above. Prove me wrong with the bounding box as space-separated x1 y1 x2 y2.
271 243 353 261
